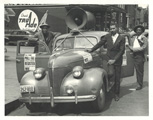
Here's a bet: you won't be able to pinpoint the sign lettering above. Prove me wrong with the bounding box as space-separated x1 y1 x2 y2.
18 9 39 32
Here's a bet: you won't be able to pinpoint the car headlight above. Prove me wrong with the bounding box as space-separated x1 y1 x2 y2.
72 66 84 78
33 68 46 80
66 85 74 94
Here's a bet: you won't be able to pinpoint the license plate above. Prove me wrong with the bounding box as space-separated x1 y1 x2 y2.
20 85 35 93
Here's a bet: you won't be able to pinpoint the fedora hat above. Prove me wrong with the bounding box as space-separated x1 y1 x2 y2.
40 23 50 29
134 25 145 33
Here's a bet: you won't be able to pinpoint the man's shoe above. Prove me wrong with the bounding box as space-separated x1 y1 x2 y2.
114 95 119 101
136 86 142 90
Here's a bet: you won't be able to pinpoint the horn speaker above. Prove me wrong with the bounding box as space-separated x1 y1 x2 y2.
65 7 96 30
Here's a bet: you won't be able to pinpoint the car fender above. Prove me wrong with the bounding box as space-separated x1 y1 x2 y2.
20 71 50 95
60 67 108 96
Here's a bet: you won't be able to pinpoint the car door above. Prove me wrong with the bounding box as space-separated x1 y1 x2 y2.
121 35 134 78
16 41 51 82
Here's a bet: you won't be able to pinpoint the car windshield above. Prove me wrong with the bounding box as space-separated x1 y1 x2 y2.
55 36 98 51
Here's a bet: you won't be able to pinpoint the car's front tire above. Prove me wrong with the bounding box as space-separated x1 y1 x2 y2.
92 85 106 112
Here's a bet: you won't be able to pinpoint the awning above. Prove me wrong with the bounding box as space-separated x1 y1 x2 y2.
5 8 16 22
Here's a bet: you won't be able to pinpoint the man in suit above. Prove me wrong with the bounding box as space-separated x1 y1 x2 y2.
127 25 148 90
34 23 61 52
88 23 125 101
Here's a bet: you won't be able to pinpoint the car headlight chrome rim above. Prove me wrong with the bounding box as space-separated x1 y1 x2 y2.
72 66 84 78
73 71 81 77
34 73 42 79
66 85 74 94
33 68 46 80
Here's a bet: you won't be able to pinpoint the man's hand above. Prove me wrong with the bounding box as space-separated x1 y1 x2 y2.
108 59 115 65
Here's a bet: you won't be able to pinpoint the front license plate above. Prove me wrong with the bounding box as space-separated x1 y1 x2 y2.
20 85 35 93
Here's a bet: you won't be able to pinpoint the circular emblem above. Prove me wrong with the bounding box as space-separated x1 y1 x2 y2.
18 9 39 32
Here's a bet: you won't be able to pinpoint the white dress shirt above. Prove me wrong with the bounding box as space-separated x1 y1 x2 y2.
133 35 142 48
112 33 119 44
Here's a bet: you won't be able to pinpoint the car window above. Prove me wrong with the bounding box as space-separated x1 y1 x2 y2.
20 46 35 54
55 37 74 50
74 37 97 48
20 43 49 54
55 36 97 51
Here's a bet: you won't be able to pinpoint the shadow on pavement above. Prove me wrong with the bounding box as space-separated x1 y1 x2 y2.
120 81 148 98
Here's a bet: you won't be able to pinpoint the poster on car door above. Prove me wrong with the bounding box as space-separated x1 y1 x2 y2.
24 54 36 71
122 51 127 66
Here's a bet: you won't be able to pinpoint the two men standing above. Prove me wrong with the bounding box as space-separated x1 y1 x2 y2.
88 24 148 101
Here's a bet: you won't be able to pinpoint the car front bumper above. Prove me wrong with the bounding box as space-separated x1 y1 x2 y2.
19 95 96 106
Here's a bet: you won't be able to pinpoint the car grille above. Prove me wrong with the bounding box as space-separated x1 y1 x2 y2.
49 67 72 96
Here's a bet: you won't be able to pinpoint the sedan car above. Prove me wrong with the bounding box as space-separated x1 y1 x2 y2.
15 7 134 113
5 30 34 45
16 29 134 112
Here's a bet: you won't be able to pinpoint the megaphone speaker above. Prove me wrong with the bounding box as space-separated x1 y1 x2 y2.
65 7 96 30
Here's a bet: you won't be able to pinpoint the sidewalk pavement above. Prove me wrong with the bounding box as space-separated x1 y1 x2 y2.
5 46 21 104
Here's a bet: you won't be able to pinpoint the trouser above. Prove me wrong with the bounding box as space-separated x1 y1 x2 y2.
108 64 121 96
133 55 145 87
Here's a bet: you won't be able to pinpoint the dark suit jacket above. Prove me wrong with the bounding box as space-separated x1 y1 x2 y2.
91 33 125 65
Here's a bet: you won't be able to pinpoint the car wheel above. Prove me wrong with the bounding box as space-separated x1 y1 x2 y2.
25 103 43 112
92 85 106 112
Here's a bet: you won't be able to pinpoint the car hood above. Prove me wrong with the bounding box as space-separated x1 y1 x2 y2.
48 49 101 96
48 49 94 68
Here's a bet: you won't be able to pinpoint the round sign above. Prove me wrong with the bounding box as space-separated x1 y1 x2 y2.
18 9 39 32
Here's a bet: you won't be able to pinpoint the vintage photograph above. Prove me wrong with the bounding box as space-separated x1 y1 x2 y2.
4 3 149 116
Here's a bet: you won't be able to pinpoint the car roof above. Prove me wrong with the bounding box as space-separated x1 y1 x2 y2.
56 31 108 40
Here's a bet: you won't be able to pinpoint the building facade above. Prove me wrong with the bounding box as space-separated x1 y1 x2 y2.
125 5 148 30
5 4 148 34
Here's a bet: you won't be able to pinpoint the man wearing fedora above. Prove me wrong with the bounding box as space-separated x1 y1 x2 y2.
127 25 148 90
34 23 61 52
